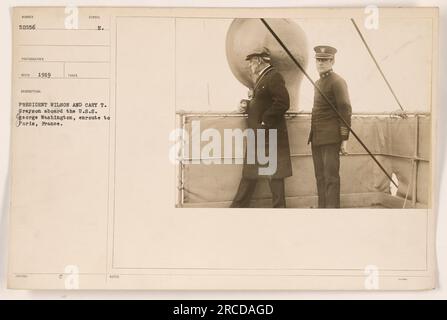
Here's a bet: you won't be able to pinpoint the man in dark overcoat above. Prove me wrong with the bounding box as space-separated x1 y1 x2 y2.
231 47 292 208
308 45 352 208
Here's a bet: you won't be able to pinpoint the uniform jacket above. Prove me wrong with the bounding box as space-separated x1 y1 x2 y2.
308 70 352 146
242 66 292 179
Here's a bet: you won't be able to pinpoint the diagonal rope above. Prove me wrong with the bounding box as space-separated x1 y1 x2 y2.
351 18 405 112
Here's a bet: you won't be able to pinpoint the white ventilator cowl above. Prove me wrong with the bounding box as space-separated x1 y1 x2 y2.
226 18 308 110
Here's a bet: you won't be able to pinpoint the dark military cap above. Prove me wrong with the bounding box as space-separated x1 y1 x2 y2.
245 46 271 61
314 45 337 59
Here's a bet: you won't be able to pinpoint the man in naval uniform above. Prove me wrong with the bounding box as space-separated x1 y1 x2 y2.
308 45 352 208
231 47 292 208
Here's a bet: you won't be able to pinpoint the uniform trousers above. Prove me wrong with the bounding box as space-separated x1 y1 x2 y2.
311 142 341 208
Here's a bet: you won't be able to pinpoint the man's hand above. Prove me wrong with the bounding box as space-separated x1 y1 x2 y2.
238 99 249 113
340 140 348 155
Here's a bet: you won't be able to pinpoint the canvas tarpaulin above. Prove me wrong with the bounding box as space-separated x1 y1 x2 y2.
177 113 430 208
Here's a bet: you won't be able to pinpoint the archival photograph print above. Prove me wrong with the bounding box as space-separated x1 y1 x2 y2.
8 7 437 291
173 13 433 209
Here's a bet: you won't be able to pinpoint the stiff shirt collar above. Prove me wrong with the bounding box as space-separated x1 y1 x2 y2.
253 65 274 90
